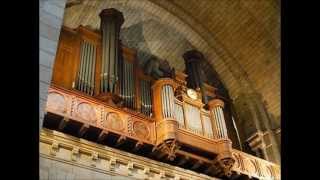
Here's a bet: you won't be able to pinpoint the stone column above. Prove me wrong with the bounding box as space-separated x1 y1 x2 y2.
40 0 68 129
251 95 280 164
99 8 124 94
234 92 280 164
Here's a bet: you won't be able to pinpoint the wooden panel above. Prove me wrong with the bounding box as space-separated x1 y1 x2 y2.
51 44 77 89
52 28 78 89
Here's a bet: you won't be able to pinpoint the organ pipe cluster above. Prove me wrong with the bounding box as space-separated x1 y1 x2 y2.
140 80 152 116
208 99 228 139
120 60 135 109
161 84 175 119
76 40 96 95
185 103 203 135
99 8 124 94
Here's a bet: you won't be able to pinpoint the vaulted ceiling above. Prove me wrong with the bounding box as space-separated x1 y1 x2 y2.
63 0 280 125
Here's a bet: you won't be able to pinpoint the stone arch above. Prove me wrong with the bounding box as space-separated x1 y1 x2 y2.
64 0 253 99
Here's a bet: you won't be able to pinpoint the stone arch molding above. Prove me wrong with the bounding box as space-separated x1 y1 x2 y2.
65 0 255 99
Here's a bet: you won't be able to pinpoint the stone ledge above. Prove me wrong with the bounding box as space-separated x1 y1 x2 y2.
40 128 220 180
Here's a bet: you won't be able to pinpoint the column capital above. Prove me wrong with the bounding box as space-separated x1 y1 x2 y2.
208 98 225 109
99 8 124 26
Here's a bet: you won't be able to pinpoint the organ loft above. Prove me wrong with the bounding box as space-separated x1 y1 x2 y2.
40 3 281 180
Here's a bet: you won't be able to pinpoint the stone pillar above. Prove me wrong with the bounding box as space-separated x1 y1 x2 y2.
99 8 124 94
251 95 280 164
39 0 68 129
234 92 280 164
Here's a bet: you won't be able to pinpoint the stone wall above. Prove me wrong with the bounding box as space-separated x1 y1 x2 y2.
39 0 67 129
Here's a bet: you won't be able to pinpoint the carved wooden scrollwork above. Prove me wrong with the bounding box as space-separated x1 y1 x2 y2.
213 153 235 177
157 139 180 161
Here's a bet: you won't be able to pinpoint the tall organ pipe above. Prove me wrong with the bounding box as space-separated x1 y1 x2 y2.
85 44 92 93
219 106 228 138
99 8 124 93
161 85 175 119
183 50 208 104
91 46 96 95
77 41 85 90
214 108 222 138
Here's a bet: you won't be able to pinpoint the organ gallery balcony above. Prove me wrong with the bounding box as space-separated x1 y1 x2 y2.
43 84 280 179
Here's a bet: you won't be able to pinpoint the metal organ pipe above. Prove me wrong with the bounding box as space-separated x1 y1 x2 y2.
213 108 222 138
217 107 223 137
208 99 229 140
161 85 175 119
82 42 89 92
217 107 225 138
219 106 228 138
99 9 124 93
131 63 135 108
215 107 222 138
77 41 84 91
163 86 168 118
211 109 219 139
91 46 96 95
161 86 166 118
124 62 128 106
85 43 92 93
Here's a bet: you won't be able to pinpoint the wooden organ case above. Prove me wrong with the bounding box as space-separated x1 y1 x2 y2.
44 8 280 179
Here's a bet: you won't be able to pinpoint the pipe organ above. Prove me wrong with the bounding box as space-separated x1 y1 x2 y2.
47 8 280 179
